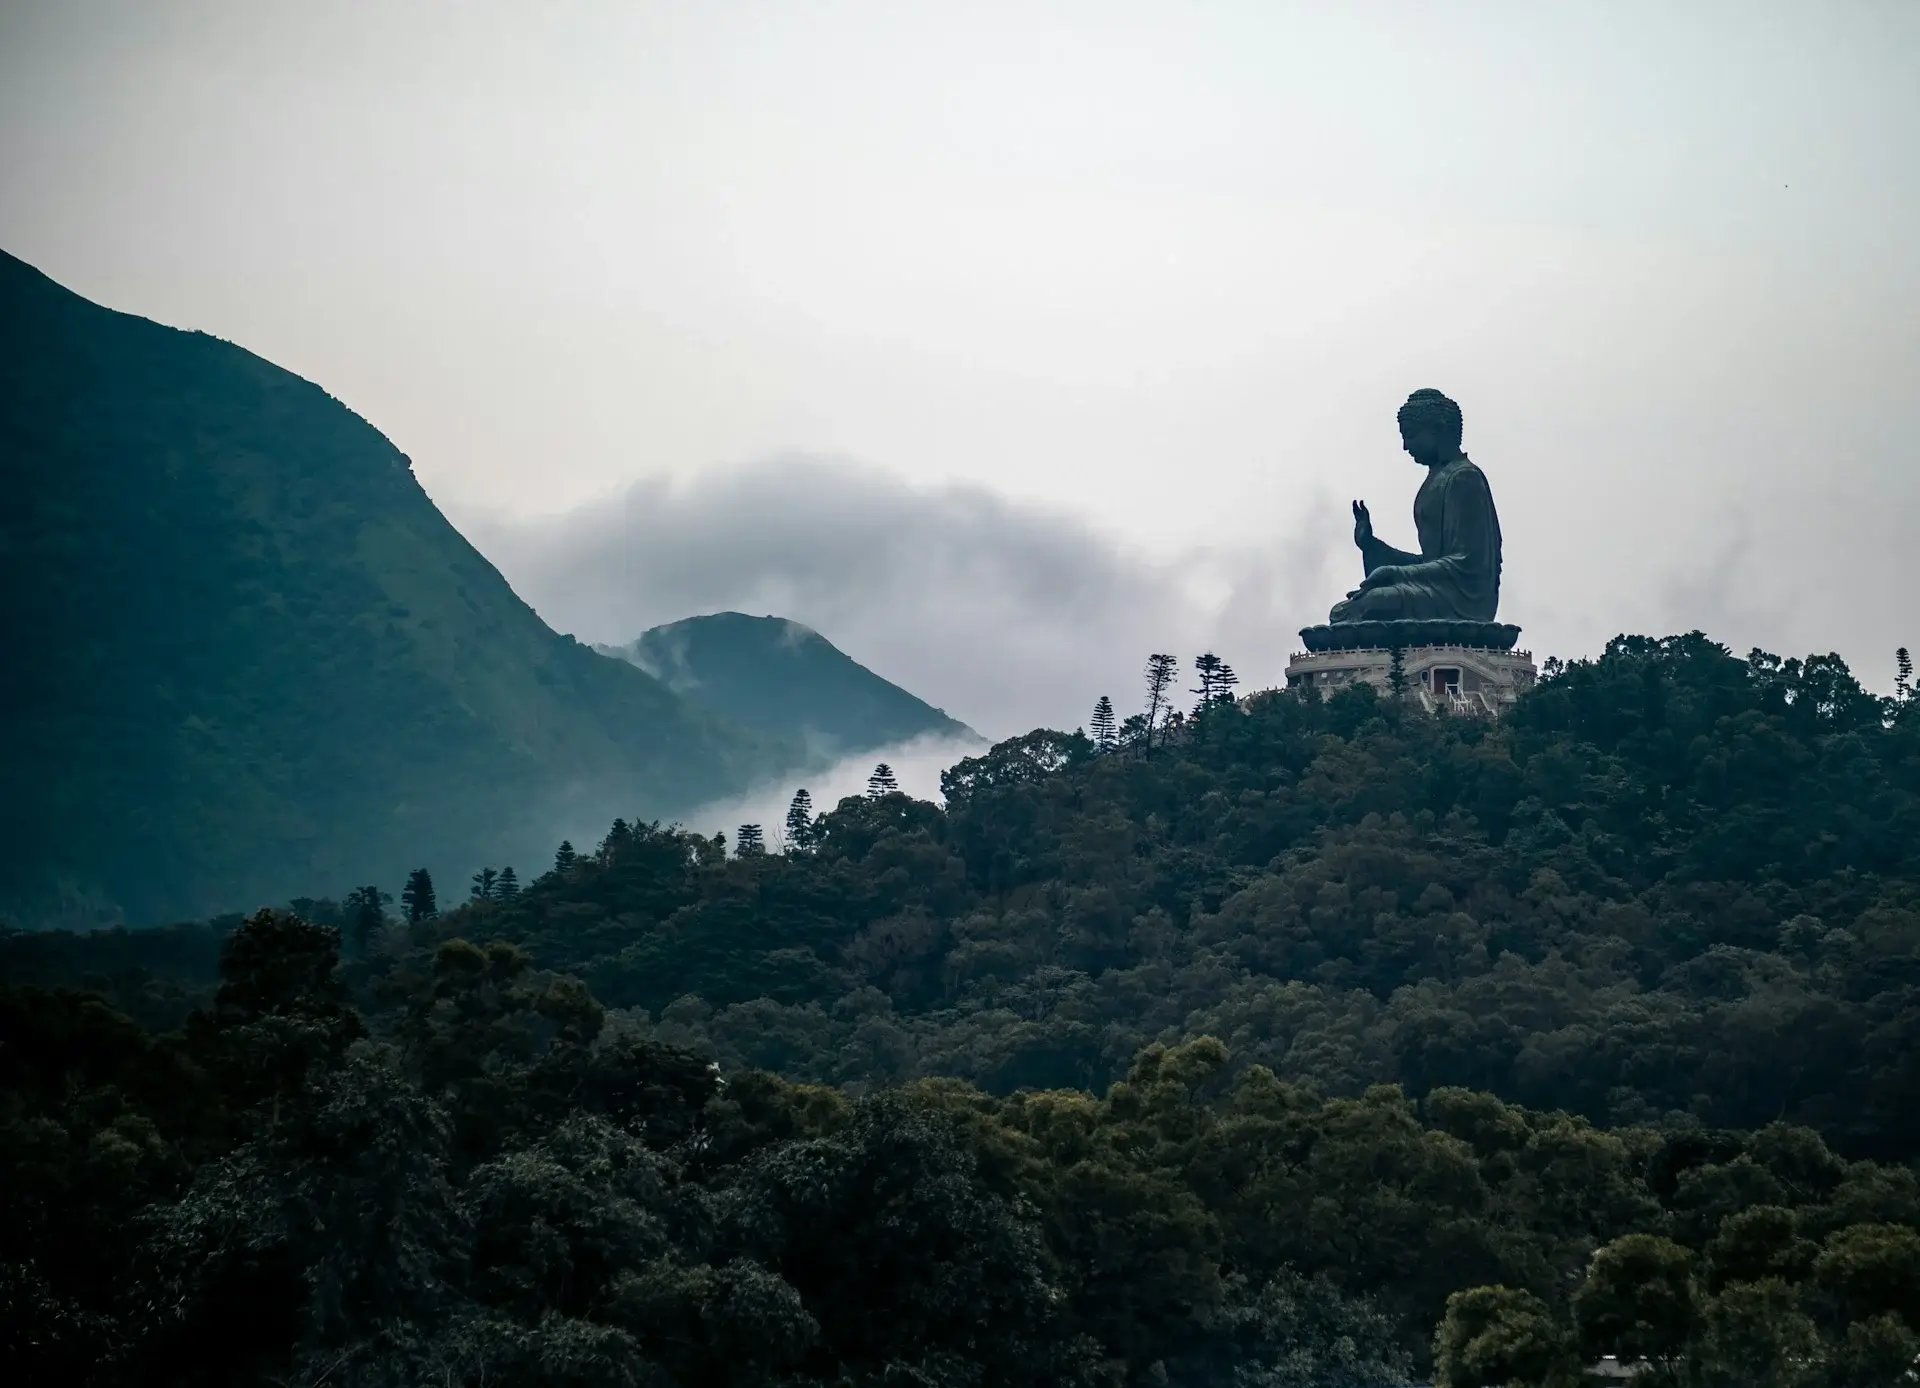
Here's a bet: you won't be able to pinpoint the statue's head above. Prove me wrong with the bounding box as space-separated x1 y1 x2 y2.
1397 388 1463 467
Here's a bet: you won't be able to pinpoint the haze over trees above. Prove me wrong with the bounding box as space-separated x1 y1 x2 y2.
6 633 1918 1384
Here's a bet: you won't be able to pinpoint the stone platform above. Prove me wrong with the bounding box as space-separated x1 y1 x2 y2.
1286 621 1536 715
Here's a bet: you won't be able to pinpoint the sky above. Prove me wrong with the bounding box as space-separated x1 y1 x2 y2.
3 1 1917 738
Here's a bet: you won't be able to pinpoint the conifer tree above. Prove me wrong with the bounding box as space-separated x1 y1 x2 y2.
1213 661 1239 703
736 823 766 856
400 868 437 923
785 788 817 852
1089 696 1117 751
553 840 577 874
470 867 499 901
1143 653 1177 749
495 866 519 899
867 763 899 797
600 818 631 863
342 885 388 956
1899 647 1914 704
1388 645 1409 694
1191 653 1224 711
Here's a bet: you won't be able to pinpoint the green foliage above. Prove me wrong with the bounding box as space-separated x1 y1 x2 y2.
7 629 1920 1380
0 250 788 928
1433 1285 1573 1388
1573 1234 1697 1369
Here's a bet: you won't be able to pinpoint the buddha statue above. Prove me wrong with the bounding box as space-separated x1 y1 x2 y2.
1330 388 1503 625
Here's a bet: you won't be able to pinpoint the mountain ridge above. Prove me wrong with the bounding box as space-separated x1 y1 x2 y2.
0 248 775 925
598 610 980 756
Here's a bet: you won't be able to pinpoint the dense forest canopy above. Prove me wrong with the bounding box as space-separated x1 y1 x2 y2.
5 632 1919 1384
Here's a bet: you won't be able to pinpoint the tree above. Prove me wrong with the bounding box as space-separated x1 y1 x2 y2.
1213 661 1240 704
1144 653 1177 750
867 763 899 797
470 867 499 901
1811 1223 1920 1328
1089 696 1117 751
736 824 767 857
1696 1279 1821 1388
401 868 438 924
553 840 577 874
1433 1285 1574 1388
785 789 817 853
1898 647 1914 704
1573 1234 1697 1372
1192 653 1226 711
1388 645 1409 695
341 885 389 956
495 867 520 900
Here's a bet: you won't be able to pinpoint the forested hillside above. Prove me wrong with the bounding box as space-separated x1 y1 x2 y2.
5 633 1919 1384
0 250 772 927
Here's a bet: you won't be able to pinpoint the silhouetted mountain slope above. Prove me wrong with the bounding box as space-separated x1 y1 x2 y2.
0 249 771 926
598 611 978 753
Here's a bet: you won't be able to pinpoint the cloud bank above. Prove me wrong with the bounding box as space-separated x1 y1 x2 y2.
459 455 1344 740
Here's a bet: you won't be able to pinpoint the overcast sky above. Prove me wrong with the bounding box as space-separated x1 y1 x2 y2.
4 1 1917 736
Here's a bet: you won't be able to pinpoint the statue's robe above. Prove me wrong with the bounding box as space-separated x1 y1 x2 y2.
1331 453 1502 623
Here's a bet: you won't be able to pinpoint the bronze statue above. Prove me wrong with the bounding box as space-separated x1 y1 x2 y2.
1329 388 1502 625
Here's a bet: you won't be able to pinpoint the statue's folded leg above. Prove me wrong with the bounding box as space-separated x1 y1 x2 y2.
1330 586 1406 624
1329 582 1451 625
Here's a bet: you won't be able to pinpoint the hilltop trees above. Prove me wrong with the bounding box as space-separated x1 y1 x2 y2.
1143 652 1177 749
401 868 437 923
341 885 388 956
736 823 767 857
867 762 899 797
785 788 818 852
7 629 1920 1382
1089 695 1117 751
1190 652 1240 709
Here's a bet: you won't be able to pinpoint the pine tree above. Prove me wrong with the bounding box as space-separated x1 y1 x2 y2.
553 840 577 874
1144 653 1178 750
600 818 632 863
495 866 520 899
867 763 899 797
1117 712 1149 749
470 867 499 901
1089 696 1117 751
1191 653 1224 711
401 868 437 924
1899 647 1914 704
785 788 817 852
736 823 766 856
1213 661 1239 703
342 885 388 956
1388 645 1408 695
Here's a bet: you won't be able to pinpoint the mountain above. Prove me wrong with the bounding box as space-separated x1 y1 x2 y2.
0 249 776 927
598 612 979 754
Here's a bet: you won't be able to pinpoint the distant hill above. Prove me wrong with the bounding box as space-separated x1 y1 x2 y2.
598 612 979 756
0 249 778 926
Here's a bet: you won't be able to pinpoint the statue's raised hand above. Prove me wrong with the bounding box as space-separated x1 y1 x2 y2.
1351 499 1372 550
